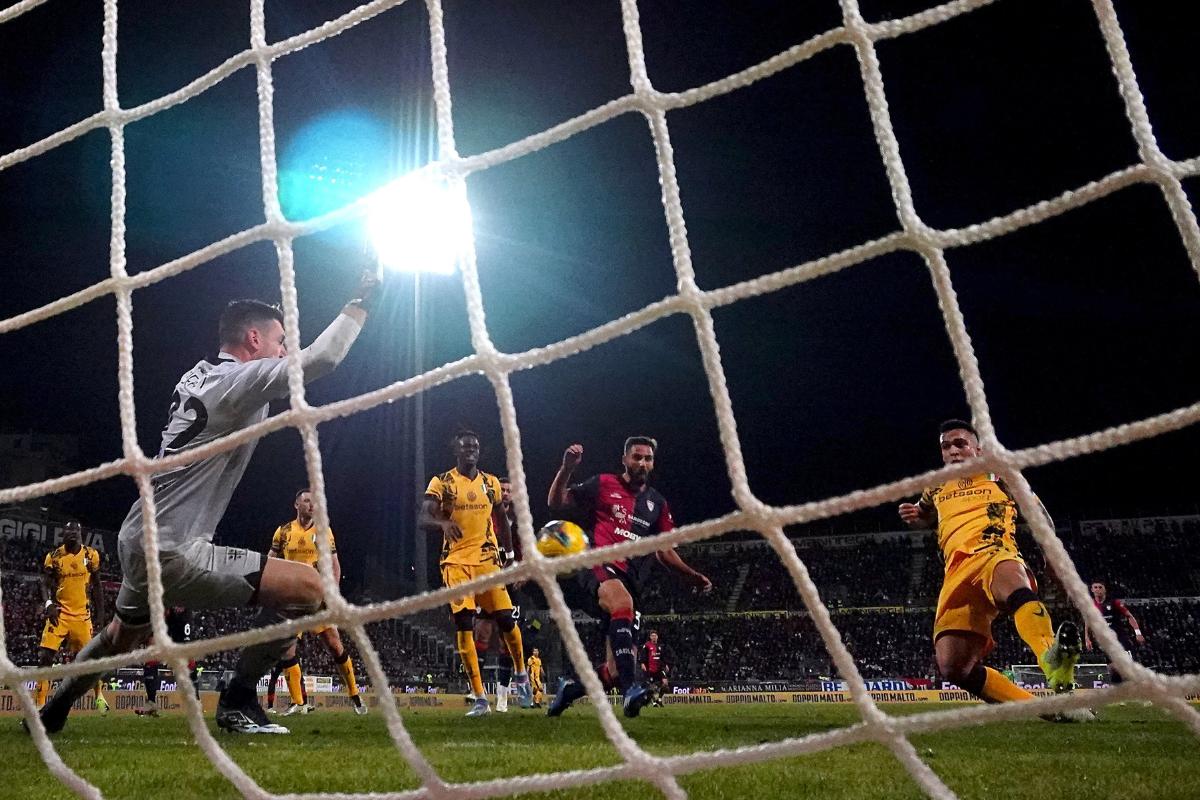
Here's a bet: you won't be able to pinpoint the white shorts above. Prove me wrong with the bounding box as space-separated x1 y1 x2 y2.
116 538 263 624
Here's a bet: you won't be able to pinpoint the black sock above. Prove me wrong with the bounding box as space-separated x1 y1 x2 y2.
498 653 513 686
608 612 636 692
267 660 285 706
960 664 988 698
143 664 160 704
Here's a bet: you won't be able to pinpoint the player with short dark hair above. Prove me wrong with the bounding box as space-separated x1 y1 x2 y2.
32 272 378 736
1085 580 1146 684
640 629 671 707
546 437 712 718
419 430 533 717
899 419 1089 719
35 521 108 714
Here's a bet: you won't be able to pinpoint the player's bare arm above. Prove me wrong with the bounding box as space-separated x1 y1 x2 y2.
547 443 583 509
657 547 712 594
418 496 463 543
41 564 59 625
494 496 514 555
89 563 105 626
1120 602 1146 645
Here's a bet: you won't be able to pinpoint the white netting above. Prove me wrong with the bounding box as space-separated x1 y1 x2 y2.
1 0 1199 797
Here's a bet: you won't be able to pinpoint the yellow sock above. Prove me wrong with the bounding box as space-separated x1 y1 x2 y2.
981 667 1035 703
456 630 485 697
499 625 526 675
1013 599 1055 660
285 663 305 705
93 682 105 703
336 652 359 697
35 680 49 707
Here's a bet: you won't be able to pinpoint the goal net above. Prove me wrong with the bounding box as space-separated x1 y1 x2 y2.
1 0 1199 798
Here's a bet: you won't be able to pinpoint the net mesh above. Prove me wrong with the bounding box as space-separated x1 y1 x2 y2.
1 0 1199 797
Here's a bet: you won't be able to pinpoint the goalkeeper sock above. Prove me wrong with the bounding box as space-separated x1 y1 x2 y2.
608 610 636 692
93 681 106 704
229 608 293 696
456 630 486 698
334 650 359 698
1009 589 1055 659
35 680 49 707
284 659 305 705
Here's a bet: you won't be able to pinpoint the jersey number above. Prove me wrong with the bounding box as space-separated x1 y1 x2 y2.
164 392 208 453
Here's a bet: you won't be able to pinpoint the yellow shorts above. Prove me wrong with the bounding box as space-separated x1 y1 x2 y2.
40 615 92 653
442 561 513 615
934 548 1033 652
296 624 333 640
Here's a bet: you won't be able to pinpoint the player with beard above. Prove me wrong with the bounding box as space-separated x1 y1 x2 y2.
1085 580 1145 685
546 436 712 718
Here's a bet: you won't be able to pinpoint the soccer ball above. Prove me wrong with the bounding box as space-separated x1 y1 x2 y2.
536 520 588 557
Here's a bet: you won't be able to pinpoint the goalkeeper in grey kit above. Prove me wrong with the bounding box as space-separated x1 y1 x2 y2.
33 272 379 736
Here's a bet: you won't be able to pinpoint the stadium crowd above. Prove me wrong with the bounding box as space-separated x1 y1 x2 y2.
5 513 1198 690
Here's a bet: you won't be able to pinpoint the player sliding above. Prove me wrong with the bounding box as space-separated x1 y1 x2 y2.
419 430 534 717
898 419 1087 717
546 437 712 718
268 489 367 715
36 521 109 715
32 272 378 735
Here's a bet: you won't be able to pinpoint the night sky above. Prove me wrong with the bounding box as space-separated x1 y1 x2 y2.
1 0 1198 599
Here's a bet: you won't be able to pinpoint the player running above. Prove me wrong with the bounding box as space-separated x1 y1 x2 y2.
419 430 534 717
35 521 109 714
1085 580 1146 685
898 419 1088 717
33 272 378 735
546 437 712 718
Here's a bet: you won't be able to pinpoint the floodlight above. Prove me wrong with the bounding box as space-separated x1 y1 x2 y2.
366 173 472 275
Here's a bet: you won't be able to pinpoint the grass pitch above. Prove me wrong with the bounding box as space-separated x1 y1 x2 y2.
3 703 1199 799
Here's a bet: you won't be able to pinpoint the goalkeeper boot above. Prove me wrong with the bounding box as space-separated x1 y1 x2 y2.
466 696 492 718
512 672 534 709
547 677 585 718
622 683 653 719
1039 621 1082 693
216 691 289 735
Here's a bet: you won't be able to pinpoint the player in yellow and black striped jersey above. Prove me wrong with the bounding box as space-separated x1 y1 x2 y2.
418 429 533 717
899 419 1087 718
36 521 109 713
265 488 366 716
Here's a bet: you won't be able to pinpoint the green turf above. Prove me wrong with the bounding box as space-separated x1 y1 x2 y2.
2 703 1199 799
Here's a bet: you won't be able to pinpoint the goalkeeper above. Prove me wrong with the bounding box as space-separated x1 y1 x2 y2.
33 272 379 736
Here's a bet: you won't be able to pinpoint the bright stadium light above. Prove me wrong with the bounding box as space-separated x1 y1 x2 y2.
366 172 473 275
